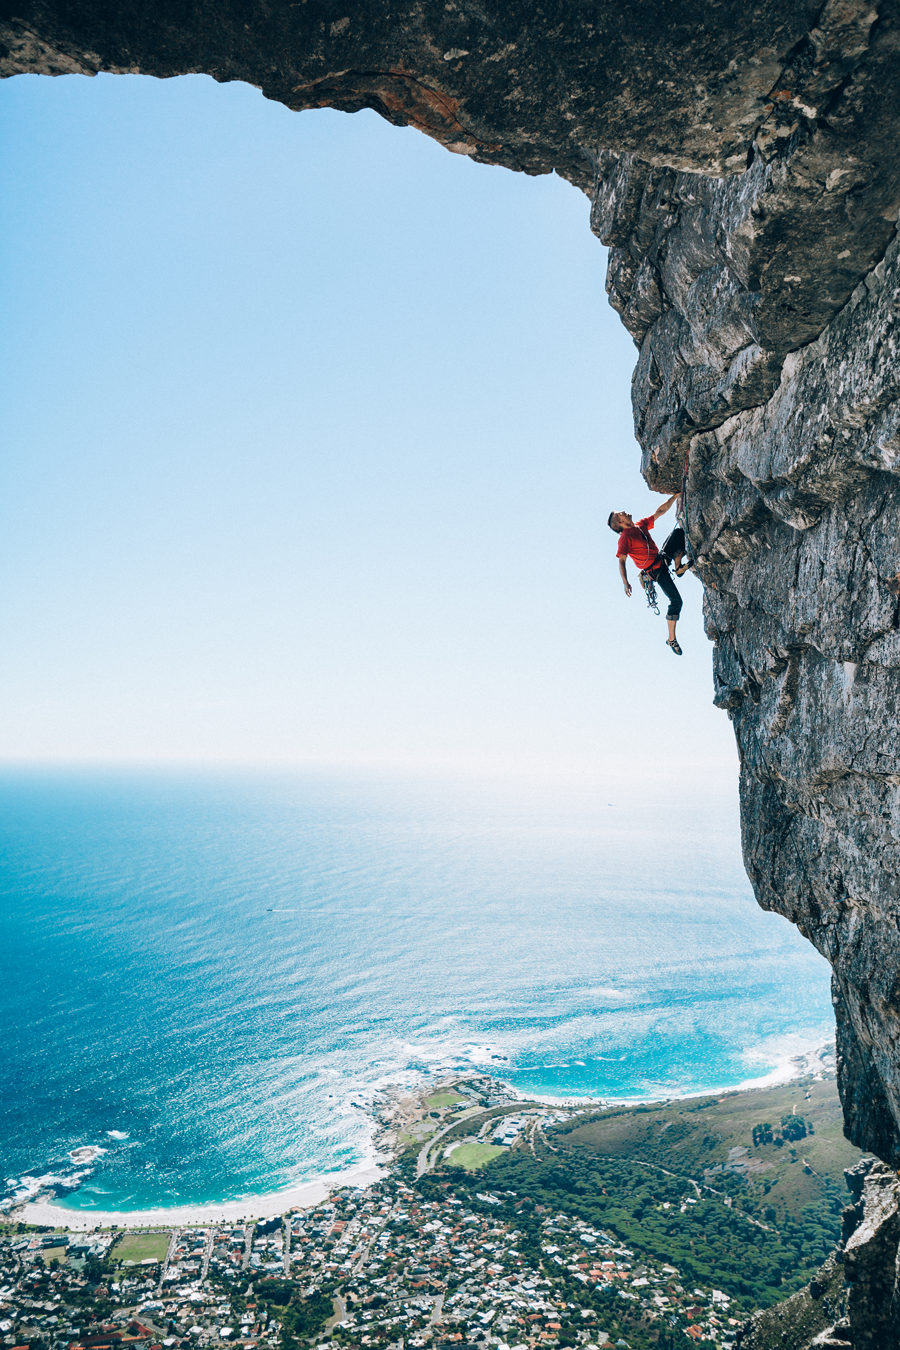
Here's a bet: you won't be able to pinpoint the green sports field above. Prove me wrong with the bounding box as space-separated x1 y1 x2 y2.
114 1231 171 1263
39 1246 68 1266
425 1091 466 1109
447 1142 506 1170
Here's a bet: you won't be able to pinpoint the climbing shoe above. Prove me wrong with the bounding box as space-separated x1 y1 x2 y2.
666 637 683 656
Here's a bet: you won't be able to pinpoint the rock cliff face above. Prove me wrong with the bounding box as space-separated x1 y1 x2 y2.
0 0 855 183
584 14 900 1178
735 1159 900 1350
3 0 900 1323
589 89 900 1173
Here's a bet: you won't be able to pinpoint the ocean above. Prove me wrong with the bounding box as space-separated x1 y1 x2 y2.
0 765 833 1215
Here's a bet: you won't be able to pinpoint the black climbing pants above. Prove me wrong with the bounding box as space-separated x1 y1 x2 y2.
646 561 683 620
660 526 686 564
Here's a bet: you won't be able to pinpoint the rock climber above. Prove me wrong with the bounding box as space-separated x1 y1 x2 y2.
608 492 688 655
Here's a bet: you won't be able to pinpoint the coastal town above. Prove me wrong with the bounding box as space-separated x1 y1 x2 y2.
1 1073 849 1350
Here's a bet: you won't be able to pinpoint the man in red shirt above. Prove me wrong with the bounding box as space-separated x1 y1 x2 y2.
608 492 685 654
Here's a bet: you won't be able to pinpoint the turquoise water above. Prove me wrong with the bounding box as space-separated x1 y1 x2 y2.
0 766 833 1213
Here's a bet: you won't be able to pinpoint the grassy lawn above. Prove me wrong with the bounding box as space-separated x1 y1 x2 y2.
448 1143 507 1171
114 1231 172 1264
39 1247 68 1266
425 1091 466 1109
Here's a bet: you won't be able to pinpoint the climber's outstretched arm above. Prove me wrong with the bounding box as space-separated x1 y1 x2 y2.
619 557 632 597
651 492 680 524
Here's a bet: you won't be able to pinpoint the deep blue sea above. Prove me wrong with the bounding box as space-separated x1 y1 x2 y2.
0 766 833 1214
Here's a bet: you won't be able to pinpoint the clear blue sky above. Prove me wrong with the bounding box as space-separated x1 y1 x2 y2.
0 73 737 779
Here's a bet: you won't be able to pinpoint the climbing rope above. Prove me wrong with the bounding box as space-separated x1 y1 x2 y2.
681 448 697 568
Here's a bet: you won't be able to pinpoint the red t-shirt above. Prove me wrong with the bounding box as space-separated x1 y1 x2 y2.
616 515 659 572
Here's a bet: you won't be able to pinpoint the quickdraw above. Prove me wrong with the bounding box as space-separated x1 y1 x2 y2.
637 516 661 613
639 568 660 615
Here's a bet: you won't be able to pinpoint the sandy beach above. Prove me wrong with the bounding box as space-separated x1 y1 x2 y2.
11 1076 464 1232
16 1161 385 1231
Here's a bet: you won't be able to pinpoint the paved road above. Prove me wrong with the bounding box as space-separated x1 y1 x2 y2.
416 1109 485 1177
327 1293 346 1333
200 1229 214 1283
157 1230 178 1296
349 1201 399 1276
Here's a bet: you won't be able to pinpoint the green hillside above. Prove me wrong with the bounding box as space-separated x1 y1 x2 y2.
431 1075 862 1313
557 1075 859 1224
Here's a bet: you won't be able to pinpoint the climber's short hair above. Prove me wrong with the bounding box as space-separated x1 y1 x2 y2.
608 511 623 534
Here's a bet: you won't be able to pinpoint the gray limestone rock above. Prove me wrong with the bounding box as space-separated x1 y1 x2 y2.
0 0 834 181
688 229 900 1167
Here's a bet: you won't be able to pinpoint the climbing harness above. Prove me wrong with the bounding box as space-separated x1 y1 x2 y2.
637 520 660 613
639 567 660 614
